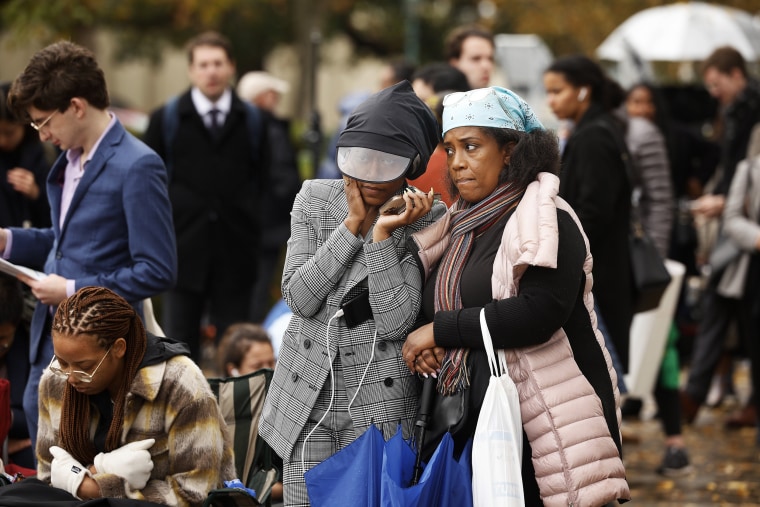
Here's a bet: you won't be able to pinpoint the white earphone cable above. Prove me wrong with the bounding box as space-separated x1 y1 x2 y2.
300 306 380 476
301 307 343 476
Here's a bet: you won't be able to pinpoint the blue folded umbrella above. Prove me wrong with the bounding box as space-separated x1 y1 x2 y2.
305 424 473 507
304 424 384 507
381 428 472 507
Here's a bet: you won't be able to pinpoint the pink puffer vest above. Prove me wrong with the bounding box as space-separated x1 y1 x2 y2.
411 173 630 506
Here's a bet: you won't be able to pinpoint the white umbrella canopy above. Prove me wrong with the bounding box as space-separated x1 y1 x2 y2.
597 2 760 62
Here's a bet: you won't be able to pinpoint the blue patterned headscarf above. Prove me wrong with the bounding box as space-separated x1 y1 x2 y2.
441 86 544 136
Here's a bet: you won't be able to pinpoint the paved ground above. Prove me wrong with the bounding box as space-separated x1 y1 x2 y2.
202 338 760 506
619 364 760 506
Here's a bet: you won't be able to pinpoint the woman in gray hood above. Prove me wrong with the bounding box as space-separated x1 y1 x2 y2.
258 81 447 506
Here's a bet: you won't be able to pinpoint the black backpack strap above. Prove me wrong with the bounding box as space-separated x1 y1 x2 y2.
161 96 180 181
591 116 636 187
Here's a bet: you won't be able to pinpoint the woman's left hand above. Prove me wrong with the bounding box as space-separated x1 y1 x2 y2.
402 323 444 375
373 188 436 242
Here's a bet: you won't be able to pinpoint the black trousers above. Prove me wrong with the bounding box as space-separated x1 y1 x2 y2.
162 284 252 365
683 280 744 403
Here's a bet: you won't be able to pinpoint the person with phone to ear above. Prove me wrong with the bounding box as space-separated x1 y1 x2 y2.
544 55 634 401
258 81 446 506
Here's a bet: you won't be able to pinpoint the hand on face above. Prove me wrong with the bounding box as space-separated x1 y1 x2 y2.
343 176 370 233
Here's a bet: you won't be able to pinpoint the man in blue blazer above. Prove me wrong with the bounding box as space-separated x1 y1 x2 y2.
0 41 177 452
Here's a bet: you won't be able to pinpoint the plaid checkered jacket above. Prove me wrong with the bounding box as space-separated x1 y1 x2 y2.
259 179 446 460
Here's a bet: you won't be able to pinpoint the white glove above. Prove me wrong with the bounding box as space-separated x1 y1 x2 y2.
94 438 155 490
49 446 90 499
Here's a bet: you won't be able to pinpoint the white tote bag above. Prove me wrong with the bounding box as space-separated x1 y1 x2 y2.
472 309 525 507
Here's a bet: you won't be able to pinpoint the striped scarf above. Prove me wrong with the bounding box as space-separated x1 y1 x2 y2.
435 182 524 394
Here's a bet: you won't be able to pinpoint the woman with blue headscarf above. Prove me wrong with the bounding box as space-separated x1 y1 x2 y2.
402 87 630 506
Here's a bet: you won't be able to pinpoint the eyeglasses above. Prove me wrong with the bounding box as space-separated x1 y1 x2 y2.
442 88 495 107
48 346 111 383
30 110 58 132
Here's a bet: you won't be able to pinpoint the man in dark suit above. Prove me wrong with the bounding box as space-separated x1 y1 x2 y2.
0 41 177 450
143 32 267 363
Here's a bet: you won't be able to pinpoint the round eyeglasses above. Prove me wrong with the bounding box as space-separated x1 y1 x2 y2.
48 346 111 383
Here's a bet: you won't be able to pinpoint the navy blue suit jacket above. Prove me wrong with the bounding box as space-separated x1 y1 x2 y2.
8 119 177 363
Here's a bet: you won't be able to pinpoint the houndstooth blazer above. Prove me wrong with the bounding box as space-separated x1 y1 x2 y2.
259 179 446 460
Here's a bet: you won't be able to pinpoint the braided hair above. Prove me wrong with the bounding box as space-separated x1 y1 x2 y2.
51 286 147 465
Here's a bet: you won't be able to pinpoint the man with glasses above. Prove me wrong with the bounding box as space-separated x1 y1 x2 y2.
0 40 176 456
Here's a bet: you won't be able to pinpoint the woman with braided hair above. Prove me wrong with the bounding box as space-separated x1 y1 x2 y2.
32 286 235 506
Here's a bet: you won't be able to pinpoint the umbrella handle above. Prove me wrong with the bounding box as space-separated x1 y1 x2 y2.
412 427 426 485
416 375 436 421
412 376 437 485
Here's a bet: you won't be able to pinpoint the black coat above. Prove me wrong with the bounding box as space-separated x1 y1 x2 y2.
715 79 760 196
0 134 51 229
143 90 267 293
559 103 633 370
259 110 300 249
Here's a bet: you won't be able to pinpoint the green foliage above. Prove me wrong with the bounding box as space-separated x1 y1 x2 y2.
2 0 760 67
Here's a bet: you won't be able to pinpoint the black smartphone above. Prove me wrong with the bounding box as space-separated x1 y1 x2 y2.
379 193 442 215
340 287 372 328
379 195 407 215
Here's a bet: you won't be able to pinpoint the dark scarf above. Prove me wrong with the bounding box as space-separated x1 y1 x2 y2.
435 182 524 394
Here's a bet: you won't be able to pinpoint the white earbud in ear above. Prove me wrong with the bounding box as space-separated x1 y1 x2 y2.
577 87 588 102
230 368 240 377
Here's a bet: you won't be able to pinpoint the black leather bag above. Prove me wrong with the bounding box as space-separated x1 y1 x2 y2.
418 349 489 461
629 220 672 312
591 116 672 313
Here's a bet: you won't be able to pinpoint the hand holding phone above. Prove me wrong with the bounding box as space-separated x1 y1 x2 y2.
374 188 439 243
379 195 407 215
379 190 441 215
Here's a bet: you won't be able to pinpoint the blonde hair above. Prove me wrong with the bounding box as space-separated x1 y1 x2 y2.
52 286 146 465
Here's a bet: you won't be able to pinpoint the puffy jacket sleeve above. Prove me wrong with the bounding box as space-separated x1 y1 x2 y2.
433 210 587 349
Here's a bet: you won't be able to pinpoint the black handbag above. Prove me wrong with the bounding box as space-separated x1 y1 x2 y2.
629 219 672 312
417 349 490 461
591 116 672 313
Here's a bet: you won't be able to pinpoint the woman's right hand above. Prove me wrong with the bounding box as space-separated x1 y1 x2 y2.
403 323 445 376
343 176 368 234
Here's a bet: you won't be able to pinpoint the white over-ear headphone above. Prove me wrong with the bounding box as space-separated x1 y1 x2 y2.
577 87 588 102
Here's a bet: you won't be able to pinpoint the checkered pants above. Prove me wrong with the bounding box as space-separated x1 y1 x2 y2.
283 355 357 507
